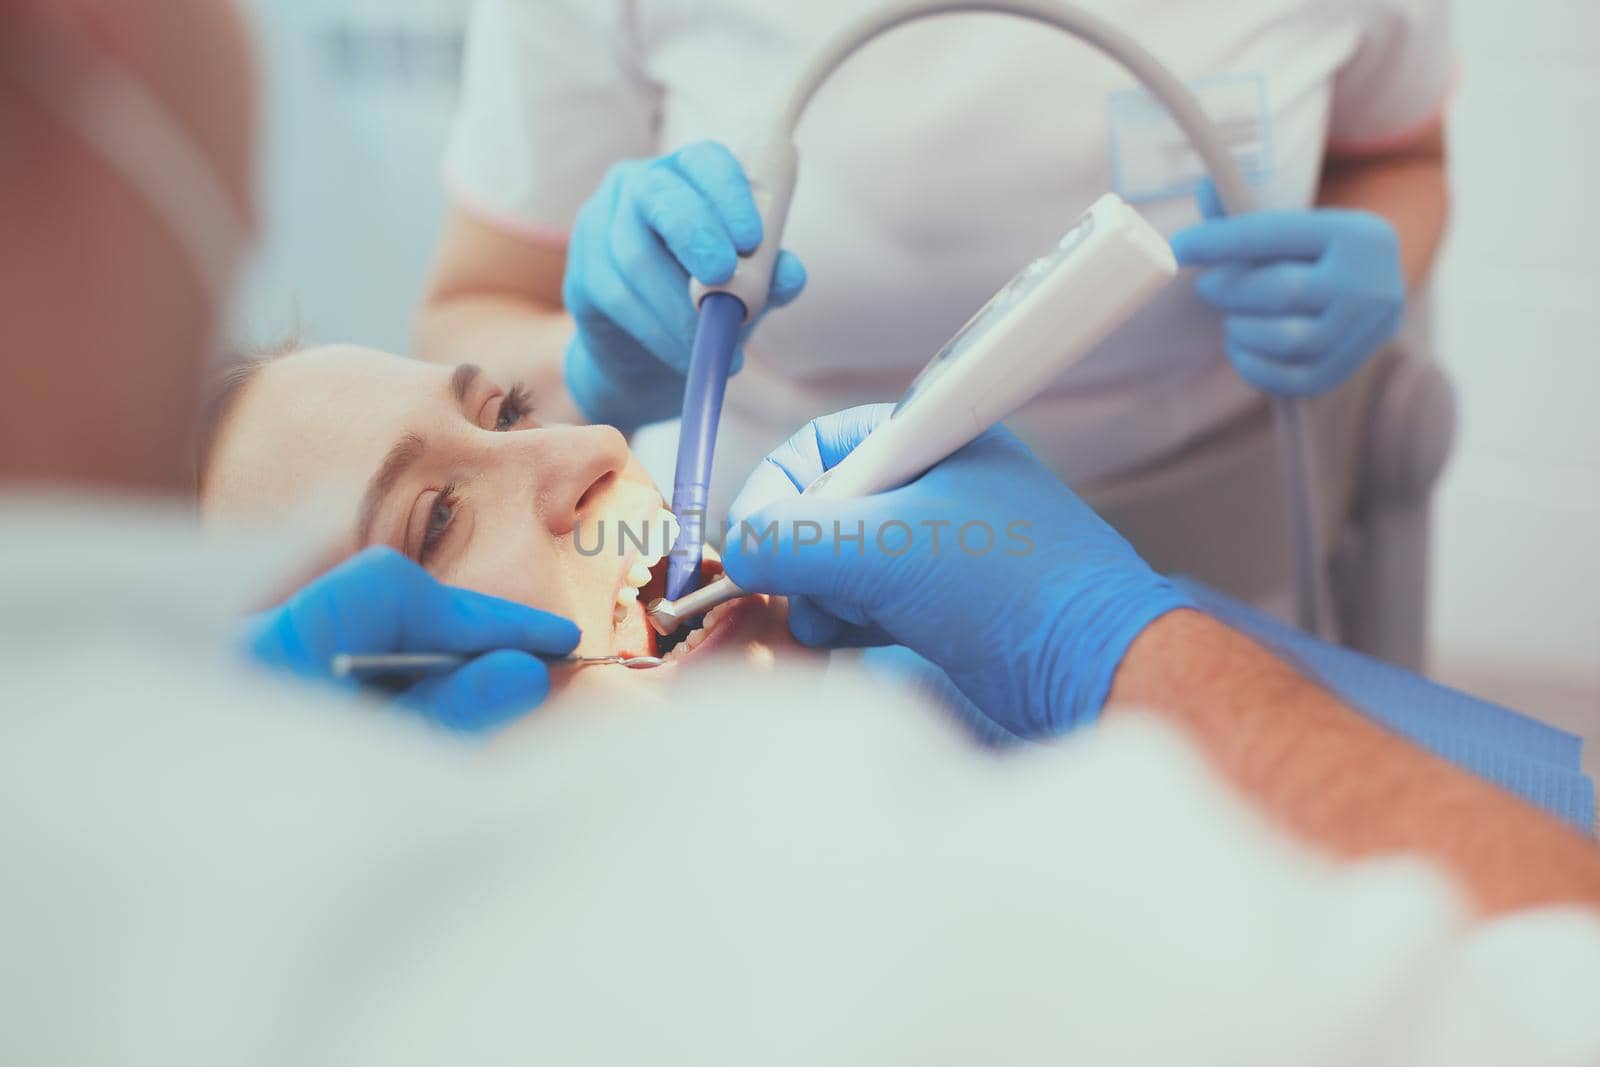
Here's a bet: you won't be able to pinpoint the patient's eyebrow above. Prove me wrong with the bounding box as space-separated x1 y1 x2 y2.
450 363 482 406
355 432 427 545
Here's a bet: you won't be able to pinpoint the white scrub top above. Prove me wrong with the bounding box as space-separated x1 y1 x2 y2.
445 0 1453 487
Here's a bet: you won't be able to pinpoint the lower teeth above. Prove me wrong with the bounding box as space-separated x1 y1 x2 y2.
660 606 729 660
658 627 694 658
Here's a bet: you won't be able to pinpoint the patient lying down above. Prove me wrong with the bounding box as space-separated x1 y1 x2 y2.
198 348 1600 933
199 344 819 704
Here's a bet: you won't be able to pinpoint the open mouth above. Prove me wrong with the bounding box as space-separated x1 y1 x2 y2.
608 511 741 665
653 552 741 662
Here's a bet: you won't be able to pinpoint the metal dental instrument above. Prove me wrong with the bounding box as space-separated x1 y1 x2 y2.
650 192 1178 636
653 0 1333 640
645 577 746 639
331 652 665 680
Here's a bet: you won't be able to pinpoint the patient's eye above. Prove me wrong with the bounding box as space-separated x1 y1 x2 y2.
420 485 459 562
494 385 533 431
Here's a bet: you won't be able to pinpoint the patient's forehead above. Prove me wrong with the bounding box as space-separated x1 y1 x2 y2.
202 345 446 523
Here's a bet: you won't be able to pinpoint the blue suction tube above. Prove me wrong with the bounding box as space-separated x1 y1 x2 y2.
665 291 747 602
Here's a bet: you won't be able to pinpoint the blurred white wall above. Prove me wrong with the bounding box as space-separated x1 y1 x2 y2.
232 0 470 354
1431 0 1600 742
232 0 1598 742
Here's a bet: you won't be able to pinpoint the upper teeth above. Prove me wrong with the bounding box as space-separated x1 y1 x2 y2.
613 507 679 622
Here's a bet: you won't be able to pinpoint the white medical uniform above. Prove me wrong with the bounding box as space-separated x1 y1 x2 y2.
4 496 1600 1065
444 0 1453 493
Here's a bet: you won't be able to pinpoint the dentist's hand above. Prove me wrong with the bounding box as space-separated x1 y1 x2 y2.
247 547 581 733
1170 185 1405 397
721 406 1192 739
563 141 808 431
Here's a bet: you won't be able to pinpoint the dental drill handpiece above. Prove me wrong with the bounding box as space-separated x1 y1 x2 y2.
647 193 1178 638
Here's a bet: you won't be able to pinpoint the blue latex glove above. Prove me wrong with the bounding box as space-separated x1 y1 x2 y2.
248 547 581 733
721 406 1193 739
1169 185 1405 397
563 140 808 432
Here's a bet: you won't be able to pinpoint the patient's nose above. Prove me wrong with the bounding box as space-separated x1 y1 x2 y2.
503 424 631 536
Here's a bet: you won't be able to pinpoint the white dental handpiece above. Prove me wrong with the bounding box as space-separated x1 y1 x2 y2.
646 192 1177 636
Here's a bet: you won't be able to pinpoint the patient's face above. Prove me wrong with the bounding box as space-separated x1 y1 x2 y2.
203 345 813 696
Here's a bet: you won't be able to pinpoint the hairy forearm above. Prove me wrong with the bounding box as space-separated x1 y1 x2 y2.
1107 610 1600 917
1315 126 1450 288
414 294 583 426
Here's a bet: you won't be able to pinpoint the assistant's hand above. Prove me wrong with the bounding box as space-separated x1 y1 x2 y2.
1170 185 1405 397
721 406 1192 739
563 141 807 431
247 547 581 733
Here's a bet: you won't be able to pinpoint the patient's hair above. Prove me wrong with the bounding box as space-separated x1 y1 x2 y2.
193 335 299 494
